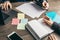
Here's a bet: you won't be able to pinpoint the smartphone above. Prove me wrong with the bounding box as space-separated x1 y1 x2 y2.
7 32 23 40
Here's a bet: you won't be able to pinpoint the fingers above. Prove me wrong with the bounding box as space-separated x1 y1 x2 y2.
43 19 49 24
45 3 49 9
43 18 53 26
2 2 7 11
43 2 47 7
7 2 12 10
42 1 49 9
9 3 12 9
4 2 7 11
48 34 57 40
43 16 49 20
6 2 8 10
1 1 12 11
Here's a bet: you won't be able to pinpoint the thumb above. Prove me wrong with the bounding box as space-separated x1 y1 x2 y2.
44 19 51 26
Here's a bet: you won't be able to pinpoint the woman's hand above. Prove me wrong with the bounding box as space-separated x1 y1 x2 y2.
43 16 53 26
42 1 49 9
2 1 12 11
47 34 57 40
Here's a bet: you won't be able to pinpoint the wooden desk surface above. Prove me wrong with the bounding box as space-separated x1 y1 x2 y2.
0 0 60 40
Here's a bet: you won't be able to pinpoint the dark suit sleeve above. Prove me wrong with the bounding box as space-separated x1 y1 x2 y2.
51 22 60 34
9 0 33 3
35 0 48 3
0 0 9 3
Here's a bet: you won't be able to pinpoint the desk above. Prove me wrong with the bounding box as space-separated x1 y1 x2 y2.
0 0 60 40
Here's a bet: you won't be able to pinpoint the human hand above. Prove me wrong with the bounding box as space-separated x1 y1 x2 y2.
47 34 57 40
43 16 53 26
2 1 12 11
42 1 49 9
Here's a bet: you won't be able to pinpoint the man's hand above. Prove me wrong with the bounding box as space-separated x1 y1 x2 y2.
42 1 49 9
43 16 53 26
2 1 12 11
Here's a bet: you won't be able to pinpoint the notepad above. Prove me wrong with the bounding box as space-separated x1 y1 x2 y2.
17 23 25 30
46 11 60 23
26 18 53 40
21 19 28 24
17 13 25 19
11 18 19 25
16 2 46 18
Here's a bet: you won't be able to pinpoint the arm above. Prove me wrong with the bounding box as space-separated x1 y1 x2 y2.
43 16 60 34
51 22 60 34
35 0 49 9
1 0 12 11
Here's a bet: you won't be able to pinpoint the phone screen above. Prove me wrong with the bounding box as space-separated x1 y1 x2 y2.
9 33 23 40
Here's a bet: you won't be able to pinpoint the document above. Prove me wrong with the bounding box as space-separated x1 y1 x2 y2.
17 13 25 19
17 23 25 30
17 18 28 30
16 2 46 18
27 18 53 39
11 18 19 25
38 18 54 33
21 19 28 24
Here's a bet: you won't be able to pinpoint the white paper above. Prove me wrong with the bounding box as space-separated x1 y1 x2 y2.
28 19 53 39
16 2 46 18
38 18 54 33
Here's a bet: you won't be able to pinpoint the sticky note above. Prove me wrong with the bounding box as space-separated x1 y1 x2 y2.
21 19 28 24
11 18 19 25
17 13 25 19
17 23 25 30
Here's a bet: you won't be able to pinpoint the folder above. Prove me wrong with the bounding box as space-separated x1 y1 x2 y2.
46 11 60 23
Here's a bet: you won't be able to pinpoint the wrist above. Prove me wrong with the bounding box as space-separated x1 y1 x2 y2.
50 21 53 27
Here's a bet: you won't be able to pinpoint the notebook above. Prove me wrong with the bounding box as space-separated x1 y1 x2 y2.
26 18 53 40
16 2 46 18
46 11 60 23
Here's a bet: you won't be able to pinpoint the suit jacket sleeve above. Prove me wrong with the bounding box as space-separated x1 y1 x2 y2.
35 0 48 7
51 22 60 34
35 0 48 3
0 0 8 3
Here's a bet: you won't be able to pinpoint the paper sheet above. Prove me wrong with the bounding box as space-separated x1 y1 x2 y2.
17 13 25 19
28 19 53 39
16 2 46 18
38 18 54 33
17 23 25 30
11 18 19 25
21 19 28 24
